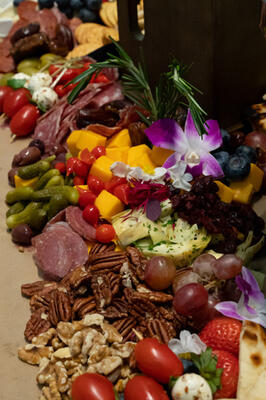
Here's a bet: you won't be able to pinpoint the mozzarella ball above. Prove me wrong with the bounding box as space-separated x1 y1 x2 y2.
32 87 58 111
171 373 213 400
26 72 52 93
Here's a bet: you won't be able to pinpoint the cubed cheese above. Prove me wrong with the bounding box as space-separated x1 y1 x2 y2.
214 181 234 203
89 156 114 183
231 183 254 204
14 175 38 188
66 130 82 156
106 129 131 148
106 146 129 163
127 144 152 166
150 146 174 166
95 190 124 220
76 130 107 152
137 153 157 173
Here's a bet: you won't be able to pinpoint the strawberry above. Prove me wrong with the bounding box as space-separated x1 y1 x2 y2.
199 317 242 356
212 349 239 399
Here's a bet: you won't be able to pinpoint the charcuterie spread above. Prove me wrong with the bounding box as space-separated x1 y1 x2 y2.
0 1 266 400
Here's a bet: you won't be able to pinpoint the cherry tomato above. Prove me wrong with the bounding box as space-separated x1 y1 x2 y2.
65 83 78 92
54 162 66 174
113 183 130 204
3 88 31 118
66 157 78 176
135 338 183 384
82 204 99 226
91 72 110 84
72 373 115 400
73 159 89 178
124 375 169 400
82 61 92 71
91 145 106 159
0 86 13 113
78 190 97 209
60 68 79 84
79 148 96 165
105 176 127 193
10 104 40 137
73 176 85 186
54 85 68 98
87 175 105 195
49 64 60 76
96 224 116 243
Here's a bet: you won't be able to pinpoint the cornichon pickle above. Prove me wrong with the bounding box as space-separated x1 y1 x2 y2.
32 186 79 205
6 202 41 229
47 193 68 220
6 187 34 205
6 201 25 217
30 208 47 231
35 168 60 190
45 175 64 188
18 156 56 179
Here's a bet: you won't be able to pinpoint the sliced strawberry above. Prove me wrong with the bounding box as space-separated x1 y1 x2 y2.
212 349 239 399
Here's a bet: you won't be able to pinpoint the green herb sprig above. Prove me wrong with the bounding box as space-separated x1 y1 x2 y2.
67 38 207 136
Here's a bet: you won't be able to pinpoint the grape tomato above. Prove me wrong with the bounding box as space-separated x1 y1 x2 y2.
78 190 96 208
87 175 105 195
91 145 106 159
113 184 130 204
124 375 170 400
3 88 31 118
66 157 78 176
96 224 116 243
10 104 40 137
72 373 116 400
73 159 89 178
105 176 127 193
82 204 99 226
0 86 13 113
79 148 96 165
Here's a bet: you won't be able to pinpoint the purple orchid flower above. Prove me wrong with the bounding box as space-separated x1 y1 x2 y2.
215 267 266 328
145 110 224 178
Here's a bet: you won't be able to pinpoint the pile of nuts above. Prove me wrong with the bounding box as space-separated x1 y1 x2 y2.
18 313 136 400
21 243 188 345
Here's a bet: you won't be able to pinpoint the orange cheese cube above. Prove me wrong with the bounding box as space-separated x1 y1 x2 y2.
106 129 131 148
95 190 124 220
14 175 38 189
127 144 152 166
106 146 129 163
150 146 174 166
66 130 82 156
214 181 234 203
137 153 157 173
89 156 114 183
76 130 107 152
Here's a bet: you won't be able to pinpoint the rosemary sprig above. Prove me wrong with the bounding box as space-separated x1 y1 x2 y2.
67 38 207 136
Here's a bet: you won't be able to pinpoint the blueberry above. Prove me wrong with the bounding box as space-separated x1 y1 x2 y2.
235 145 257 163
84 0 102 11
70 0 84 9
181 359 199 374
213 151 230 172
225 154 251 180
13 0 24 6
38 0 54 8
221 128 231 149
78 8 98 22
59 7 74 18
56 0 69 8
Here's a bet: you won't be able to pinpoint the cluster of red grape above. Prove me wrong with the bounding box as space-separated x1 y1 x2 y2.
144 253 243 326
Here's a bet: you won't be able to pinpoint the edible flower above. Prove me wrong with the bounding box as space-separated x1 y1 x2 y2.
110 161 166 183
215 267 266 328
168 330 207 356
145 110 224 177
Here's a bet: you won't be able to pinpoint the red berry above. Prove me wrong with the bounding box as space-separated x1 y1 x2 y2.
91 145 106 159
73 159 89 178
78 190 97 209
199 317 242 356
79 148 96 165
54 162 66 174
87 175 105 195
96 224 116 243
73 176 85 186
82 204 99 226
212 349 239 399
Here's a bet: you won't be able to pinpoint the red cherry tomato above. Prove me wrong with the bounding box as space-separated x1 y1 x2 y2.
60 68 79 84
65 83 78 92
54 85 68 98
91 72 110 84
87 175 105 195
82 204 99 226
10 104 40 137
113 183 130 204
49 64 60 76
78 190 97 209
73 176 85 186
72 373 116 400
0 86 13 113
82 61 92 71
54 162 66 174
91 145 106 159
135 338 184 384
73 159 89 178
96 224 116 243
105 176 127 193
124 375 169 400
3 88 31 118
79 148 96 165
66 157 78 176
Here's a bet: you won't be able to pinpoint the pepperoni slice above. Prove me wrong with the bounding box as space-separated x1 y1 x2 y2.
17 1 38 22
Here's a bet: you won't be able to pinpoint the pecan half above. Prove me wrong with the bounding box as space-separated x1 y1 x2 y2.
103 299 128 320
61 266 91 291
89 242 116 255
24 309 51 341
30 293 51 312
113 317 137 339
106 272 121 296
89 251 127 273
126 246 147 281
21 281 58 298
48 291 72 326
91 275 112 310
146 319 175 344
72 296 96 319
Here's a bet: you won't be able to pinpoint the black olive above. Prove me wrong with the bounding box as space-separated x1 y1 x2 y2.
11 224 33 245
12 146 41 167
10 23 40 45
29 139 45 154
8 168 18 187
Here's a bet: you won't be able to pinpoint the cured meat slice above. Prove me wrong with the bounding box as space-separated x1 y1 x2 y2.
17 1 38 21
90 82 124 109
32 223 88 280
65 206 96 241
43 209 66 231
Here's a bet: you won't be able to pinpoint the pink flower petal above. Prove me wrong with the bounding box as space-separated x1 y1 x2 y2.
186 161 203 177
163 153 179 168
145 119 186 151
215 301 245 320
200 152 224 177
203 119 223 151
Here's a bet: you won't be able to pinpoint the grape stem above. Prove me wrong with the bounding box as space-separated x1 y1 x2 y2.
203 280 221 291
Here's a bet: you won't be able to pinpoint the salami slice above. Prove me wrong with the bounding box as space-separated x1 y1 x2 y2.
17 1 38 22
32 223 88 280
65 206 96 241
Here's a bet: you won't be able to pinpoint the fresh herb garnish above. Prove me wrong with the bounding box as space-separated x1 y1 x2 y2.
7 78 26 89
67 38 207 136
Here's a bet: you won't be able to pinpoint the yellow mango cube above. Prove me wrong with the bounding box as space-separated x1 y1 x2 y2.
214 181 234 203
76 130 107 152
106 146 129 163
66 130 82 156
89 156 114 183
232 183 254 204
14 175 38 189
106 129 131 148
95 190 124 220
138 153 157 173
150 146 174 166
127 144 152 166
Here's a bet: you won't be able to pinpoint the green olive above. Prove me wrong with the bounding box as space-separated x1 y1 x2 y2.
40 53 63 68
0 73 14 86
18 67 40 76
17 58 41 73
